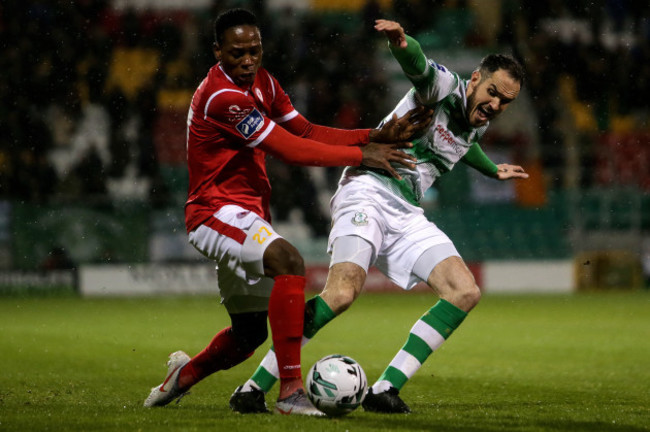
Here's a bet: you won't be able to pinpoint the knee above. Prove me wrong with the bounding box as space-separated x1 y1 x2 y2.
263 240 305 277
281 250 305 275
444 275 481 312
460 283 481 311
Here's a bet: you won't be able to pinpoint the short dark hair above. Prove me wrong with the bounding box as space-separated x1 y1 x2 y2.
478 54 525 88
214 8 258 46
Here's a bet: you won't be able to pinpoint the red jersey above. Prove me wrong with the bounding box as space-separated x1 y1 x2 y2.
185 64 371 234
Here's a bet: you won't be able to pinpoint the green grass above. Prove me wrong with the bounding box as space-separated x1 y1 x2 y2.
1 291 649 431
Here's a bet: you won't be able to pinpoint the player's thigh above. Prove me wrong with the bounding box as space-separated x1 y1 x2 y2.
378 210 455 289
190 206 284 278
328 184 386 260
188 206 280 312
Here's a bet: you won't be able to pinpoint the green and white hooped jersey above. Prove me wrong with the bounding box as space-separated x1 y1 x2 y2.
343 59 488 206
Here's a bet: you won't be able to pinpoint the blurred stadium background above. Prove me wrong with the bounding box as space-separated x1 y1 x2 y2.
1 0 649 296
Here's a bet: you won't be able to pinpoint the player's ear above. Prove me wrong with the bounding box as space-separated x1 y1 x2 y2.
470 70 481 85
466 70 481 96
213 42 221 61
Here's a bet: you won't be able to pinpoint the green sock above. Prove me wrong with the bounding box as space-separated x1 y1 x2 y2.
250 295 336 392
375 299 467 391
304 295 336 338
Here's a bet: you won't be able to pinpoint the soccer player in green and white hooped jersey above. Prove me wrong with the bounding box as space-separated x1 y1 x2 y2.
229 19 529 414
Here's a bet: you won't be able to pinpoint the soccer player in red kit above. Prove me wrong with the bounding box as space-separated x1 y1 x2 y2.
143 8 431 415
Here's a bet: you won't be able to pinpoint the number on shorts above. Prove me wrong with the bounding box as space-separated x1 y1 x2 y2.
252 226 272 244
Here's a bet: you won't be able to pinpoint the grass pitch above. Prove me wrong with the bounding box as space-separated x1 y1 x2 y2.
1 291 649 431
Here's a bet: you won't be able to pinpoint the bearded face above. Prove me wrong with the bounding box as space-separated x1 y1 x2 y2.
465 69 520 127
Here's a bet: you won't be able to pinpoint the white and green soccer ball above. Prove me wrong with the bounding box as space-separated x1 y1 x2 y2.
306 354 368 417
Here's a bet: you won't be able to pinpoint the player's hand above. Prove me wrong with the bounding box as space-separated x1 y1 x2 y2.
360 141 416 180
495 164 529 180
370 106 434 143
374 19 407 48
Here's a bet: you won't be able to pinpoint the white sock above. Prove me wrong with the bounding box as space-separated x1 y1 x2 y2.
371 380 392 394
240 380 262 392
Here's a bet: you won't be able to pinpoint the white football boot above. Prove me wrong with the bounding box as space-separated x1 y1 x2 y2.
274 388 324 416
143 350 191 407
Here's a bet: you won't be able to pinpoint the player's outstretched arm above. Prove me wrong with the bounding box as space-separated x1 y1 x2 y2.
461 142 526 181
280 106 430 147
462 143 527 180
258 124 414 179
369 106 433 143
375 19 427 76
258 125 362 167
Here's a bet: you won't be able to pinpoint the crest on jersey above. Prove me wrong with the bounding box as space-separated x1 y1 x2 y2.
351 210 369 226
255 88 264 103
236 108 264 139
228 105 251 122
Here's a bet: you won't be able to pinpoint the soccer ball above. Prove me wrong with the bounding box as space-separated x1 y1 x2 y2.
306 354 368 417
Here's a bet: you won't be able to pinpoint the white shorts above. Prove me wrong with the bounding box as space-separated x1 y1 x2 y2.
188 205 281 313
328 177 459 289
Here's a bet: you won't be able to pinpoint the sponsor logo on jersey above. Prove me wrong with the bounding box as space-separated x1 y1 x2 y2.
351 211 369 226
236 108 264 139
434 124 464 157
435 124 455 145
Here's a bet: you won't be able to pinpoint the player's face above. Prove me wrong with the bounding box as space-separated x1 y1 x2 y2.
215 25 263 88
466 69 520 127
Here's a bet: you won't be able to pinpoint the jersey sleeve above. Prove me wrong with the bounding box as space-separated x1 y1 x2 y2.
267 73 300 124
461 141 498 177
203 89 277 148
389 34 458 105
280 113 371 147
257 124 363 167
